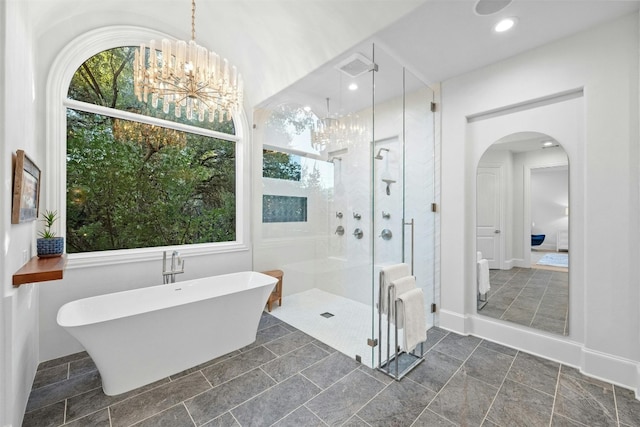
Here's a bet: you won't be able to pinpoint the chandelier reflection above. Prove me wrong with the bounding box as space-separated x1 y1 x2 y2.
311 98 366 152
113 119 187 151
133 0 243 123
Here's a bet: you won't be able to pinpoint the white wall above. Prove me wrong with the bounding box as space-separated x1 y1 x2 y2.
441 12 639 394
1 2 41 426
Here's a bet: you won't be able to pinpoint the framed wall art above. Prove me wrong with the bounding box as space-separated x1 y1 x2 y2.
11 150 41 224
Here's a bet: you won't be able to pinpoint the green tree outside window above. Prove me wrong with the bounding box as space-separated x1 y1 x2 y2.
66 47 237 252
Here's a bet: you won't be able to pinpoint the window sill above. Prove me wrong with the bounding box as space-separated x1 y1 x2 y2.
13 255 67 286
65 242 250 269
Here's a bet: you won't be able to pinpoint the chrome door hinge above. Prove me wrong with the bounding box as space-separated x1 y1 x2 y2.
431 303 437 313
367 338 378 347
431 203 438 213
430 102 437 112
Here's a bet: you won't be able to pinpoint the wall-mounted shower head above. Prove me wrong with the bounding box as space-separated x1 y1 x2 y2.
375 148 390 160
329 156 342 163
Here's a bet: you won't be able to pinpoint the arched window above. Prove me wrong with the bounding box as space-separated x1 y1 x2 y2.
47 27 247 261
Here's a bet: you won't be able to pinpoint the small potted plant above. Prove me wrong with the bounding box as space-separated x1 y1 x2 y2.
37 210 64 258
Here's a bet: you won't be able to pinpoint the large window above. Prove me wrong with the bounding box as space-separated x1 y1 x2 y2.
66 47 238 253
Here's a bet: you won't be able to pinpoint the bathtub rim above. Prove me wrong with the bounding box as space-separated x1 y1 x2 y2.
57 271 277 328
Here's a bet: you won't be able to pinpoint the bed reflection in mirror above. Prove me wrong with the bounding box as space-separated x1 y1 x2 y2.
476 132 569 336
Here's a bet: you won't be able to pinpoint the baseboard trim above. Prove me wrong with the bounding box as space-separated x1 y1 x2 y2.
581 347 639 393
439 309 468 334
511 258 526 268
469 314 582 366
637 364 640 400
441 313 639 397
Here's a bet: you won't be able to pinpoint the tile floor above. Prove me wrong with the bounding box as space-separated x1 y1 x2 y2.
478 267 569 336
268 288 409 368
23 313 639 427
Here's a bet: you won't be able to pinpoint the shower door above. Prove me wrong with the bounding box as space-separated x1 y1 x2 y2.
371 45 436 368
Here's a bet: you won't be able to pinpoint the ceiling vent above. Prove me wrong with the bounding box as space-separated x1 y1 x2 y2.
335 53 375 78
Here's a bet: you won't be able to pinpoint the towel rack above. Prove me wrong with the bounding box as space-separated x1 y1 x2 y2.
377 271 425 380
403 218 415 275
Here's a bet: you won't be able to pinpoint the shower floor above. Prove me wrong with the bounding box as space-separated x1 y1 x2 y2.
269 288 404 368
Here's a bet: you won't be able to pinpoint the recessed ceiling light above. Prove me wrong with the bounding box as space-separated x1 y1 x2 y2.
542 141 554 147
348 83 358 91
494 17 517 33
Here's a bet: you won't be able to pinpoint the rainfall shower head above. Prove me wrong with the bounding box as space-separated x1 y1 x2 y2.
374 148 390 160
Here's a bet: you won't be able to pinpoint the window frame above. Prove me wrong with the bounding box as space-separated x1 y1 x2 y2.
47 26 250 268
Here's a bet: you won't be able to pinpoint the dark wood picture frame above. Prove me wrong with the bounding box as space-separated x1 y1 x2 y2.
11 150 41 224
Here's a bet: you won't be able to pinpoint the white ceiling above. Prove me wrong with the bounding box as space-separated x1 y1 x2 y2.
258 0 640 115
376 0 640 85
28 0 425 108
26 0 640 113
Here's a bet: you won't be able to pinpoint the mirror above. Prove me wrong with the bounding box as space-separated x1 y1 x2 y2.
476 131 569 336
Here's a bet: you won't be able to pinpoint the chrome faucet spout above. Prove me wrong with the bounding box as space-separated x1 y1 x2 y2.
162 250 185 284
171 250 180 271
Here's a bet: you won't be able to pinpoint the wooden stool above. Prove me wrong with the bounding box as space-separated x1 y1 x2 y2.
262 269 283 312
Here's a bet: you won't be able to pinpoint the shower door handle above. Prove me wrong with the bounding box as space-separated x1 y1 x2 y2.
403 218 415 275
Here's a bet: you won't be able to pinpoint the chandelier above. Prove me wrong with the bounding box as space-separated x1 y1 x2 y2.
311 98 366 152
133 0 243 123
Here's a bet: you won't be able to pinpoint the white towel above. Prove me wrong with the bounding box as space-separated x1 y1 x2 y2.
477 259 490 295
477 251 483 262
388 276 417 325
396 288 426 352
379 263 411 315
381 263 411 284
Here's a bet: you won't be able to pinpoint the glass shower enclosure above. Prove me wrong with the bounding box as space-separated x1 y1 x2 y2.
253 43 437 370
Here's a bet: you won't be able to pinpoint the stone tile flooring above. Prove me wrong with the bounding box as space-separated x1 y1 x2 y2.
479 267 569 336
22 313 639 427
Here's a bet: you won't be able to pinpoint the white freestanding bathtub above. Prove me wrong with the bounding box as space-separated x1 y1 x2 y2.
57 271 277 395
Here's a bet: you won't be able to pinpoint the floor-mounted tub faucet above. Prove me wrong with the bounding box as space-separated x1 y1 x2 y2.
162 250 185 284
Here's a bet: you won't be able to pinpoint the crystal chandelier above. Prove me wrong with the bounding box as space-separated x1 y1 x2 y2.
133 0 243 123
311 98 366 152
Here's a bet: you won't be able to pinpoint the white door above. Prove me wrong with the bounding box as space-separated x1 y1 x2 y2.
477 167 502 269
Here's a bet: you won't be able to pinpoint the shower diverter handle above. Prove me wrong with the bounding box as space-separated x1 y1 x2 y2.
352 228 364 239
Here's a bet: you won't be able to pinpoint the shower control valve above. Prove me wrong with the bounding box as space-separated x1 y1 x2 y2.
353 212 362 220
379 229 392 240
353 228 364 239
336 211 343 219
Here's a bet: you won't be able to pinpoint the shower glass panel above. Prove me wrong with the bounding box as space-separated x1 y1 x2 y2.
252 43 435 369
371 46 436 369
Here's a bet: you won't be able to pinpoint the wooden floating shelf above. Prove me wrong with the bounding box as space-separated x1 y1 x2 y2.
13 254 67 287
